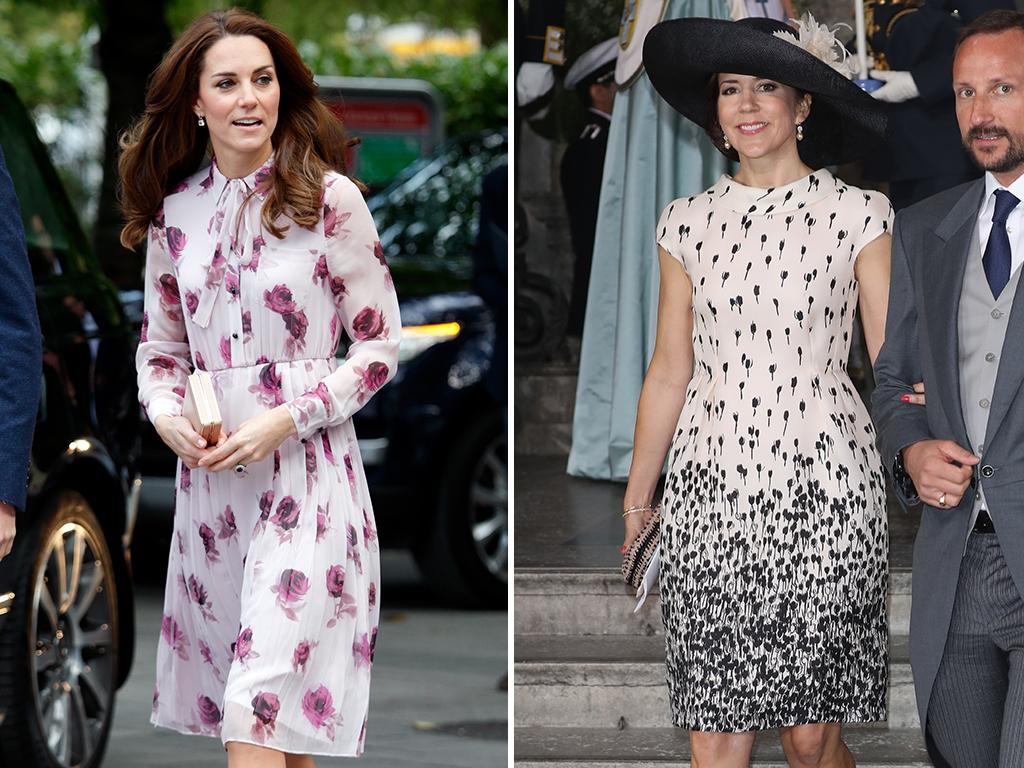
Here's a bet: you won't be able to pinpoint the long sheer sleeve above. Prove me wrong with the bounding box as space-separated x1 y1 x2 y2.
284 174 401 440
136 210 192 423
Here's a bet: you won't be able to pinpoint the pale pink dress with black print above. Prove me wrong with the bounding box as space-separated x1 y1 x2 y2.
136 155 399 756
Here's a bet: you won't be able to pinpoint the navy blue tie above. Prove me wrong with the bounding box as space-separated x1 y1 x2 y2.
984 189 1020 299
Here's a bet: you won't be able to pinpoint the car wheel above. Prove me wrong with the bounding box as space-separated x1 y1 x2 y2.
0 491 118 768
415 411 507 607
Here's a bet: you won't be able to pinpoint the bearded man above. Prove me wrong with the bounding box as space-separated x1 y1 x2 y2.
872 9 1024 766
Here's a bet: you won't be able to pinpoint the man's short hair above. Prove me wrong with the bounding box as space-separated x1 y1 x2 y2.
955 9 1024 56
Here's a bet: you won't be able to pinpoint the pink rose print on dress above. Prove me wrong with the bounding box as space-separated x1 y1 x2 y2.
224 269 240 302
353 632 373 668
351 306 386 340
188 575 217 623
199 165 214 193
140 311 149 343
282 310 309 354
369 581 377 608
152 685 159 715
249 363 284 408
216 505 238 541
313 253 330 284
194 351 206 371
373 241 394 290
157 273 182 320
205 244 226 289
352 361 390 404
330 276 347 300
292 639 319 673
198 639 224 683
273 449 281 480
316 505 330 542
146 355 178 380
242 310 253 343
219 335 232 368
198 522 220 562
304 439 317 494
254 489 275 535
270 495 301 543
264 284 296 314
166 227 187 262
179 465 191 493
271 568 309 621
234 626 261 668
161 613 190 660
321 431 336 466
344 453 358 503
244 234 265 272
254 162 273 190
363 508 377 548
325 564 357 628
250 691 280 743
184 289 199 318
302 684 343 740
323 204 351 239
197 695 222 728
347 524 363 574
329 312 340 342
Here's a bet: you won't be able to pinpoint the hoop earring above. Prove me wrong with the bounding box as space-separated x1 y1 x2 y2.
197 115 206 127
796 123 804 141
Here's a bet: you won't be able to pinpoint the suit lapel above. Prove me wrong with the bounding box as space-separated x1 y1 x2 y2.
926 181 984 451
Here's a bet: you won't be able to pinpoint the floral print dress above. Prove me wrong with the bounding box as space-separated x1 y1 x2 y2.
136 155 400 756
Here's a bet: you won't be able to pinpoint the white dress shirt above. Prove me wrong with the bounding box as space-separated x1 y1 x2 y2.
978 171 1024 275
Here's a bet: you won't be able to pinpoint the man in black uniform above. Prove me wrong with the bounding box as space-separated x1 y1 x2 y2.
865 0 1014 210
561 38 617 338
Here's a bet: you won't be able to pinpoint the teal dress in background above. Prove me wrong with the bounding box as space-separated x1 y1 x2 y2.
567 0 732 480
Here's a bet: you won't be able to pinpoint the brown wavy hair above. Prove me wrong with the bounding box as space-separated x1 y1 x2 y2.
118 7 358 248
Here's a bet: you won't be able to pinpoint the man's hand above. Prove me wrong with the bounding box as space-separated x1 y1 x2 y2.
0 502 15 560
903 439 979 508
869 69 920 103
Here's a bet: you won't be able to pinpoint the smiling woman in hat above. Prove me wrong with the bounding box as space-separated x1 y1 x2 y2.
620 15 894 767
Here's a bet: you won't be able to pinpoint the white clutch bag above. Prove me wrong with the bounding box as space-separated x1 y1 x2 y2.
182 370 222 443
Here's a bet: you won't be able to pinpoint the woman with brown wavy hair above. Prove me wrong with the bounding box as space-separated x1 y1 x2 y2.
121 9 399 766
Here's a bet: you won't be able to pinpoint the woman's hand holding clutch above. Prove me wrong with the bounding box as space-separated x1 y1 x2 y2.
197 405 298 473
154 414 227 469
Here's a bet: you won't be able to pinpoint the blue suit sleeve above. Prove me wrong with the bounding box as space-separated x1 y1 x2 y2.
0 146 42 511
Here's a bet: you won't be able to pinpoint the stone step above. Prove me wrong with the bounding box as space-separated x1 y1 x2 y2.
514 726 930 767
514 568 912 637
514 635 918 731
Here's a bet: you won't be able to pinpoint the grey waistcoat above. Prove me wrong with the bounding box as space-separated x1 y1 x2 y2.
957 232 1023 540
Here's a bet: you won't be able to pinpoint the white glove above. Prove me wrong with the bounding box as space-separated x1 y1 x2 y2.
869 69 920 103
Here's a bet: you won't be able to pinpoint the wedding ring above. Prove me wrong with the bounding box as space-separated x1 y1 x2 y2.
234 463 248 477
938 492 947 508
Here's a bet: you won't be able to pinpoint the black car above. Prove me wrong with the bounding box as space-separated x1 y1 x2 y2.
359 130 508 607
0 80 140 768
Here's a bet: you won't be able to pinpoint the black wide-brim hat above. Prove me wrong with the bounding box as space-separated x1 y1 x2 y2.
642 17 888 168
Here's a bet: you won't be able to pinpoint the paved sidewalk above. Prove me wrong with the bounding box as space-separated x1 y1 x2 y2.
103 551 508 767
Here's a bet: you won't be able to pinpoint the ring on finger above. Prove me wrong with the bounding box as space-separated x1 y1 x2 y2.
938 492 947 508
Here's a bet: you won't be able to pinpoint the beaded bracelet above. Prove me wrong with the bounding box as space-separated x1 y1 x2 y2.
622 503 661 518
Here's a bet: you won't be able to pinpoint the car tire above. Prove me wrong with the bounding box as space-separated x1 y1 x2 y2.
414 410 507 608
0 491 119 768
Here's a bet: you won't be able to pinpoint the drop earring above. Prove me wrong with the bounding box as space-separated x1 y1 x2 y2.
197 115 206 127
796 123 804 141
723 136 731 150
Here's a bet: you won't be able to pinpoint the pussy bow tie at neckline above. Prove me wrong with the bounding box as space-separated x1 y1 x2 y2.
191 156 273 329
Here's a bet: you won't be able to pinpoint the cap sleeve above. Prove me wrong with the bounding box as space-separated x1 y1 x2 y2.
656 200 683 264
853 189 894 258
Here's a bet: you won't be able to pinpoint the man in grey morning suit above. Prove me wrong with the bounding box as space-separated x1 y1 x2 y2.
872 10 1024 766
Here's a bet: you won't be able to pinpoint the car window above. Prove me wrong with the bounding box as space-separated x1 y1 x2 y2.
369 131 507 296
0 86 84 283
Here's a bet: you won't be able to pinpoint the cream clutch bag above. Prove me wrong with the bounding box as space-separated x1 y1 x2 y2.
182 370 222 443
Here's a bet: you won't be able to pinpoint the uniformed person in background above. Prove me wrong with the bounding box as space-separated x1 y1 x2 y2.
864 0 1014 210
561 38 618 338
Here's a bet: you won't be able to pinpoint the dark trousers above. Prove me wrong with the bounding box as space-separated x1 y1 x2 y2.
927 532 1024 767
